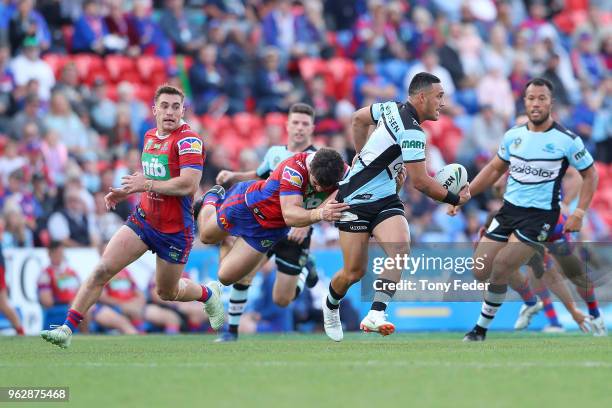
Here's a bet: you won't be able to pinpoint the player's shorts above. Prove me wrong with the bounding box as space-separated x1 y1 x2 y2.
484 200 560 245
335 194 405 234
266 233 312 276
0 266 5 291
217 181 290 253
127 207 193 264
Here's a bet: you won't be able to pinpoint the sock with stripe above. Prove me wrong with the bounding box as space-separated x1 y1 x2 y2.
371 278 397 312
63 308 83 333
476 284 507 329
515 277 537 307
228 283 249 335
326 283 343 310
294 266 307 300
536 287 561 326
198 285 212 303
577 286 600 318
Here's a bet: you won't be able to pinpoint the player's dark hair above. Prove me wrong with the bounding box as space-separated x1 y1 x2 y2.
289 103 315 120
48 240 63 251
524 77 554 94
310 148 345 189
154 85 185 103
408 72 441 96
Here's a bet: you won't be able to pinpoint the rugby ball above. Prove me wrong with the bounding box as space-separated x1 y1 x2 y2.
434 163 468 194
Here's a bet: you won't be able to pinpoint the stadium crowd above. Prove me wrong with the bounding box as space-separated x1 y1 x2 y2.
0 0 610 250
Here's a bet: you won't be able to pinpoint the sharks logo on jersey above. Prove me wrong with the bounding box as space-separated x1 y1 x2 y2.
497 122 594 210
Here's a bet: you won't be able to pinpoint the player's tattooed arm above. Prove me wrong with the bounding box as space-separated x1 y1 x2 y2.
351 106 376 154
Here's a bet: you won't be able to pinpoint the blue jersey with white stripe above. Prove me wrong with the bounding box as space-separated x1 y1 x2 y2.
339 101 426 205
497 122 594 210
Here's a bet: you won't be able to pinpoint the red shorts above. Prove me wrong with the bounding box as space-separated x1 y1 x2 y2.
0 266 6 291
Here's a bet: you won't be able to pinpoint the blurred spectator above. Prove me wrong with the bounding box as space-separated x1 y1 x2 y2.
103 0 135 55
52 62 85 109
1 199 34 248
0 45 16 130
354 53 396 107
483 23 514 76
189 44 230 115
456 23 485 78
44 91 88 158
89 78 117 135
351 0 407 61
601 32 612 71
305 73 337 122
116 81 147 137
8 93 44 140
457 105 505 163
0 140 26 185
263 0 326 59
159 0 204 55
8 0 51 56
92 191 123 243
72 0 108 54
476 61 515 123
37 241 138 334
435 22 467 90
570 31 606 86
110 105 138 155
100 268 181 334
40 129 68 186
127 0 173 58
47 185 99 247
9 36 54 101
405 48 455 98
541 53 570 107
592 77 611 163
253 47 299 113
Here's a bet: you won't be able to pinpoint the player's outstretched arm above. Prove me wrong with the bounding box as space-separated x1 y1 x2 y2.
405 161 471 206
280 195 349 227
352 106 376 154
216 169 258 185
121 168 202 197
563 165 598 233
469 156 509 197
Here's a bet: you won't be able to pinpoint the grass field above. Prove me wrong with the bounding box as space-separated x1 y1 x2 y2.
1 332 610 408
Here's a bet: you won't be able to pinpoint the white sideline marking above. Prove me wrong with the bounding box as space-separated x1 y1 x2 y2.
1 361 610 369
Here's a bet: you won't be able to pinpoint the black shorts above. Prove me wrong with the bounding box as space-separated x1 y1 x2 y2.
335 194 405 234
266 233 311 276
484 201 560 245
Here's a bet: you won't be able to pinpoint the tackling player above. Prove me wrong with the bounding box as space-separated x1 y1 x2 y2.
456 78 598 341
212 103 322 342
195 149 348 295
41 85 224 348
322 72 471 342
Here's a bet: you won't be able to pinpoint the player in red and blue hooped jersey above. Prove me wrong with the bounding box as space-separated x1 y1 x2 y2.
196 148 348 287
41 86 225 349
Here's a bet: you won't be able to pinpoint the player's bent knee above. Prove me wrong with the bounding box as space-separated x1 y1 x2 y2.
90 261 116 286
217 273 234 287
273 293 292 308
156 286 178 301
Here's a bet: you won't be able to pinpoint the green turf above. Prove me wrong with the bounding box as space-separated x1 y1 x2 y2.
1 332 610 408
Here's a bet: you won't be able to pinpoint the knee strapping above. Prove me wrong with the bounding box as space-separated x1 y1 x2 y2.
173 278 187 301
